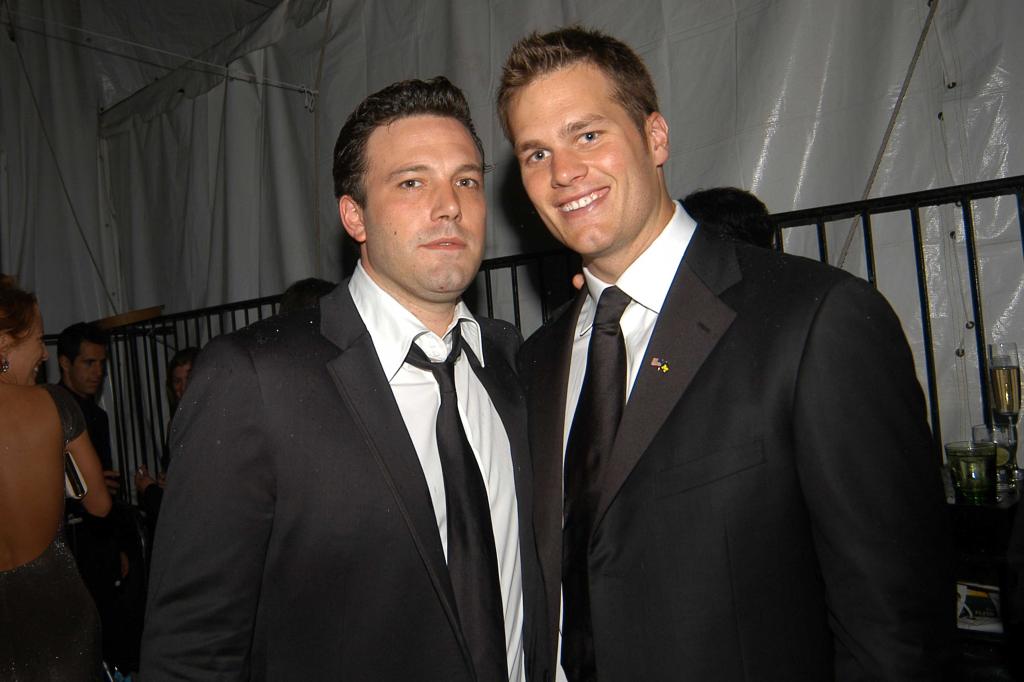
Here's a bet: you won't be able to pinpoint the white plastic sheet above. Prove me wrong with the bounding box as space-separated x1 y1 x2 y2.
2 0 1022 444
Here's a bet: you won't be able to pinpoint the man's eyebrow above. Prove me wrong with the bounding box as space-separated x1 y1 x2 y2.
514 115 606 154
386 162 484 181
564 115 605 136
386 164 430 181
454 162 485 176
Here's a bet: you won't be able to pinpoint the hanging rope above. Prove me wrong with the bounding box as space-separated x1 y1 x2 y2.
310 0 334 278
4 4 120 314
836 0 940 268
0 6 318 100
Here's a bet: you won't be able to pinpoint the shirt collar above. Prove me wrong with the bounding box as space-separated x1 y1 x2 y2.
580 200 696 322
348 261 484 381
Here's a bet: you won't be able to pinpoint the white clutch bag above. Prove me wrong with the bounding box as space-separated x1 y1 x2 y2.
64 451 88 499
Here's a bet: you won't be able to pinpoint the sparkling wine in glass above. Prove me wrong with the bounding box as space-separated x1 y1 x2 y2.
988 342 1021 479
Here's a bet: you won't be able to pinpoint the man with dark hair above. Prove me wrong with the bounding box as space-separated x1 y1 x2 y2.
57 321 144 672
278 277 337 313
683 186 776 249
57 322 114 475
500 26 951 682
142 76 546 681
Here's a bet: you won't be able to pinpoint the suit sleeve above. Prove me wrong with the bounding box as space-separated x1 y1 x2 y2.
140 334 275 680
792 277 954 681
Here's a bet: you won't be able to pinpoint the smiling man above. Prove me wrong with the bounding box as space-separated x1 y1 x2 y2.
499 27 951 682
141 77 546 681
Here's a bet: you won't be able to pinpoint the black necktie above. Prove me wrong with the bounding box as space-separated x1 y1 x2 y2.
561 286 632 682
405 325 508 682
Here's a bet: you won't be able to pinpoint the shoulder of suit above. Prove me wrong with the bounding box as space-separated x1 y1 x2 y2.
476 315 523 363
200 307 327 364
519 293 578 356
724 238 864 290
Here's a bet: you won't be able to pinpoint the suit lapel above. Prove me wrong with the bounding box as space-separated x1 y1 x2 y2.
319 284 472 673
523 291 586 660
592 233 739 530
529 292 585 524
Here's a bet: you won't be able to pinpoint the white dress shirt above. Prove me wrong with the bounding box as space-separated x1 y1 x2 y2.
349 262 525 682
556 201 696 681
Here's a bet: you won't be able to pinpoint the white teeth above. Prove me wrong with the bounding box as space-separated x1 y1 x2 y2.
560 191 601 213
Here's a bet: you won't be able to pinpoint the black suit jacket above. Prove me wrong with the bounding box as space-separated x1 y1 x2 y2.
519 227 953 681
141 283 547 681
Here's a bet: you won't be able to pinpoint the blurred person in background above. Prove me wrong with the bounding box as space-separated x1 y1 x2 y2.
57 323 119 495
0 274 112 679
279 277 337 314
682 186 777 249
135 346 200 521
57 322 145 674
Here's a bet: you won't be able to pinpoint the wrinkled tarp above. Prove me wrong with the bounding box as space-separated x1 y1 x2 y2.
1 0 1022 446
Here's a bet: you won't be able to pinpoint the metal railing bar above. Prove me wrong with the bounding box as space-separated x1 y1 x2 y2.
909 206 942 449
861 211 877 287
816 219 829 264
772 175 1024 228
1016 188 1024 262
510 265 522 331
484 270 494 319
960 199 989 418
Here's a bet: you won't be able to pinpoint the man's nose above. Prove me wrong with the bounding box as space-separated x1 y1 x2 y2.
431 183 462 223
551 150 587 188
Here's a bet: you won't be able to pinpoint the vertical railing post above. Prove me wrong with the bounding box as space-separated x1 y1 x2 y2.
960 199 989 418
909 206 942 451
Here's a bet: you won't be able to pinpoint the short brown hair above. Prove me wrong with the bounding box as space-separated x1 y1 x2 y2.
497 26 660 142
332 76 484 204
0 274 39 341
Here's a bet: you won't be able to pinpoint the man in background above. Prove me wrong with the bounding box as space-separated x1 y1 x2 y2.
682 186 776 249
57 323 117 491
278 276 337 313
56 321 143 673
500 26 951 681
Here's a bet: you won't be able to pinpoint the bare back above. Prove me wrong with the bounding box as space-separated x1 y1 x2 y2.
0 384 68 570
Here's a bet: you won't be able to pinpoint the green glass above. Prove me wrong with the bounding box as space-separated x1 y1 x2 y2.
946 441 997 505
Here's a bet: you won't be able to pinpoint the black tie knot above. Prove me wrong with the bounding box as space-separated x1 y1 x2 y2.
405 324 464 393
593 285 631 333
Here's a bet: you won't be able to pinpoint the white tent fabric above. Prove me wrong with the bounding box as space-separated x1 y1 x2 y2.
2 0 1023 444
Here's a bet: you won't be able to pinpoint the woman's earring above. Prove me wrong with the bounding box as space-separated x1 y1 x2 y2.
0 356 9 374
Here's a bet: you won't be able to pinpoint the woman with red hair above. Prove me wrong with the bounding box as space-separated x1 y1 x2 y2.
0 274 111 680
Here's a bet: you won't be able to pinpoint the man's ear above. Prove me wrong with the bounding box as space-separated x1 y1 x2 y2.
58 355 71 375
339 196 367 244
646 112 669 167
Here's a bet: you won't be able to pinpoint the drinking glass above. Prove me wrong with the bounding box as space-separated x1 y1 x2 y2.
987 342 1021 480
946 441 997 505
971 423 1015 496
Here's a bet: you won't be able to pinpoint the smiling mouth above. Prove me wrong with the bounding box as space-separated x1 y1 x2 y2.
559 189 607 213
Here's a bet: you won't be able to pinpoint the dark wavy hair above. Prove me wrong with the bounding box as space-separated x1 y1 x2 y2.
332 76 484 204
497 25 660 142
0 274 39 340
683 187 775 249
57 322 109 362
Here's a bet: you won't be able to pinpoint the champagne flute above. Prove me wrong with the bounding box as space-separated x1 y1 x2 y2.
988 342 1021 480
